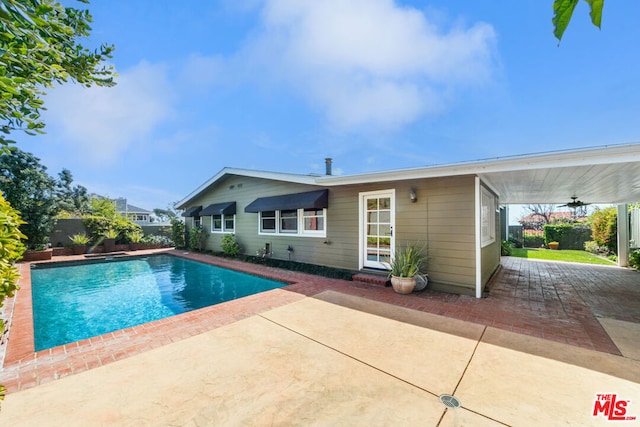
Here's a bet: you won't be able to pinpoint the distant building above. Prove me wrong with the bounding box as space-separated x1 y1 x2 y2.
114 197 152 224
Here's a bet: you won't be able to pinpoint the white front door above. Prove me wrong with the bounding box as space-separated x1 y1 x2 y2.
360 190 395 270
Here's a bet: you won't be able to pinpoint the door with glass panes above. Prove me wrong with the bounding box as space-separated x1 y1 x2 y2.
361 190 395 269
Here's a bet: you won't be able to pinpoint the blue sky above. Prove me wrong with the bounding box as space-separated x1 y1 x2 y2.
14 0 640 215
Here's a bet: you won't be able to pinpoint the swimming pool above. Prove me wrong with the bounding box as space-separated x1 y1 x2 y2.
30 254 286 351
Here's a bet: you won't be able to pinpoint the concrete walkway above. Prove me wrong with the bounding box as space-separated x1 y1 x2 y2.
2 291 639 426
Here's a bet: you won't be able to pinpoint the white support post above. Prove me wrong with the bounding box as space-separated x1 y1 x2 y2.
617 204 629 267
475 177 482 298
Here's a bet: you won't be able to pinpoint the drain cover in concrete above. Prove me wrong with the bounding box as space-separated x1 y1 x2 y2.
439 394 461 409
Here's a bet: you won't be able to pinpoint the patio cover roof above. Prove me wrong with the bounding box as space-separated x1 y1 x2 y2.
176 143 640 208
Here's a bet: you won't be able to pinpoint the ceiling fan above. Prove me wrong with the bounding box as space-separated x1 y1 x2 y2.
558 196 589 209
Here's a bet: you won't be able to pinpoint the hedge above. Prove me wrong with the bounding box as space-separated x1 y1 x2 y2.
543 224 592 250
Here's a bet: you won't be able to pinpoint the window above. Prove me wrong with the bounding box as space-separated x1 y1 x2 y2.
224 216 235 232
193 216 201 228
212 214 235 233
481 187 496 247
303 209 324 234
280 210 298 233
258 208 326 237
212 215 222 232
260 211 276 233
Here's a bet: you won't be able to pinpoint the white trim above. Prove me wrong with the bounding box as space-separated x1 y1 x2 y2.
617 204 630 267
176 144 640 209
481 186 496 247
475 177 482 299
257 208 327 238
358 189 395 270
210 214 235 234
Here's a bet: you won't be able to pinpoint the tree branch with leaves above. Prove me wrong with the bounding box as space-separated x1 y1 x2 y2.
553 0 604 42
0 0 116 150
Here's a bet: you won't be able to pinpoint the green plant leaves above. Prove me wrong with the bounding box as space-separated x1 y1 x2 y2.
553 0 604 42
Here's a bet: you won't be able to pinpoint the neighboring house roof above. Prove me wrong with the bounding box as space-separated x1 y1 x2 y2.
176 143 640 209
519 212 587 224
114 197 152 215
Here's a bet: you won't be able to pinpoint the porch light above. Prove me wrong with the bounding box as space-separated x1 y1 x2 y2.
409 188 417 203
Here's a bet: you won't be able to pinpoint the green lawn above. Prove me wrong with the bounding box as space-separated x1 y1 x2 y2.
510 248 617 266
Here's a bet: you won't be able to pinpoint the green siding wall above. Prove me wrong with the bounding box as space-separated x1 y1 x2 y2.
184 173 480 293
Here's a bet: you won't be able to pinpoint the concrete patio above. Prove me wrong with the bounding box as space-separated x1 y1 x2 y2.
0 251 638 425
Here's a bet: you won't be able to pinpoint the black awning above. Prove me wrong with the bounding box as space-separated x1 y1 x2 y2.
245 189 328 213
182 206 202 217
200 201 236 216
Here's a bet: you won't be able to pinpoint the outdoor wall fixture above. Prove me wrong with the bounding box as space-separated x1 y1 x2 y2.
287 245 294 252
409 187 417 203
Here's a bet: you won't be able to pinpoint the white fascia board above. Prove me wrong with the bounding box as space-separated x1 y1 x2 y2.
175 167 319 209
314 143 640 186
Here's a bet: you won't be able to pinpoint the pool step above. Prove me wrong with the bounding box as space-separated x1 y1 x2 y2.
352 272 390 288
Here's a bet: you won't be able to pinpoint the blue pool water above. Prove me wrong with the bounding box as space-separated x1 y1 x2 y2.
31 255 286 351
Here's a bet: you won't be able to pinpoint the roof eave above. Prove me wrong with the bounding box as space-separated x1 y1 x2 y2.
175 167 319 209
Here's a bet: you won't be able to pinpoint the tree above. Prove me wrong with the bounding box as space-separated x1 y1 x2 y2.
521 204 557 230
56 169 91 216
553 0 604 42
153 208 178 223
0 0 115 150
589 206 617 254
0 147 59 248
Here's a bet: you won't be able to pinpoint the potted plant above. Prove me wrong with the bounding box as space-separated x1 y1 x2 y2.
548 241 560 250
386 243 428 294
103 228 119 253
127 230 144 251
69 233 91 255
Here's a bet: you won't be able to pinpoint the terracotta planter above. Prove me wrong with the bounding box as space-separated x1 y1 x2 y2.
548 242 559 250
72 245 88 255
103 238 116 253
22 249 53 262
390 276 416 294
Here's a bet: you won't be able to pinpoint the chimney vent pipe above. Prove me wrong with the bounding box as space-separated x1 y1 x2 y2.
325 158 332 175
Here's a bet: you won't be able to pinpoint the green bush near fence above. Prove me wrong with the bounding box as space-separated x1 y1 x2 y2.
523 234 545 248
543 224 592 250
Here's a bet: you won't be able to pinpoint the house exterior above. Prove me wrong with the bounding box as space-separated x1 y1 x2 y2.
176 159 501 298
114 197 153 224
176 144 640 298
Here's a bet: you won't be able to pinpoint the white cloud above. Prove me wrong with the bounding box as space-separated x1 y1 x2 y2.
44 61 174 163
242 0 497 129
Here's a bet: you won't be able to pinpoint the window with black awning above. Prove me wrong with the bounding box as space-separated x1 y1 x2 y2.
244 189 328 213
181 206 202 217
200 201 236 216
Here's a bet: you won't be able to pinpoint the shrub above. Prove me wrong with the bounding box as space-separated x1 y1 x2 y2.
170 218 186 249
141 234 173 247
629 250 640 270
221 234 241 257
83 214 141 244
523 234 545 248
501 241 513 256
584 241 602 254
508 238 522 248
0 194 26 308
590 207 617 254
189 226 206 251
